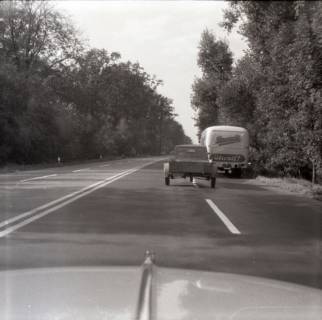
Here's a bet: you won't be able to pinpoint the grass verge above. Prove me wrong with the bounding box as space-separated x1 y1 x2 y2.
250 176 322 201
0 156 124 173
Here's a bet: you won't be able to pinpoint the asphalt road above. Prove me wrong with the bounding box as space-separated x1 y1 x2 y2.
0 158 321 288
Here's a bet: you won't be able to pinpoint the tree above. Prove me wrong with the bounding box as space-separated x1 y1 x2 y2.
218 54 257 129
161 119 192 154
191 29 233 137
52 48 184 158
221 0 322 181
0 0 83 73
0 1 190 164
0 0 84 164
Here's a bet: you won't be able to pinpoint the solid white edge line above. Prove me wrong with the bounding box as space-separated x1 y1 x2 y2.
205 199 241 235
20 174 57 183
0 160 156 237
0 169 135 238
0 169 133 229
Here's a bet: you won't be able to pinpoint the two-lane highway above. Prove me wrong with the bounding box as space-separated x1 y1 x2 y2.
0 158 321 288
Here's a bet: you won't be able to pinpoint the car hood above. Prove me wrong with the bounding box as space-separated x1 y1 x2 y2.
0 262 321 320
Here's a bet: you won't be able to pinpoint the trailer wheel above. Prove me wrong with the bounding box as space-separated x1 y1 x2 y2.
232 168 242 178
211 177 216 188
165 176 170 186
190 175 193 182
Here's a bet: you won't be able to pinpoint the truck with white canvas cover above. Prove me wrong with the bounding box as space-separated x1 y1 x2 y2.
200 125 249 177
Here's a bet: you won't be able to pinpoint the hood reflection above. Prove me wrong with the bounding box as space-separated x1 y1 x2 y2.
156 279 190 320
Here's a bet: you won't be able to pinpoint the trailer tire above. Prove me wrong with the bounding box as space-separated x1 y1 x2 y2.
165 176 170 186
232 168 242 178
190 175 193 182
211 177 216 188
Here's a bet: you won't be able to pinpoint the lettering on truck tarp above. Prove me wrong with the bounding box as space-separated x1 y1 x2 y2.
211 154 245 162
216 135 241 146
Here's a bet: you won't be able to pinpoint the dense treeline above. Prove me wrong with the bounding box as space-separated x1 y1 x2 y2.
192 1 322 182
0 1 191 165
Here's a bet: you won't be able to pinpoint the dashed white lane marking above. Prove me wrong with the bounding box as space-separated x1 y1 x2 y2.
72 168 90 173
20 174 57 183
100 164 110 167
0 161 156 238
205 199 241 235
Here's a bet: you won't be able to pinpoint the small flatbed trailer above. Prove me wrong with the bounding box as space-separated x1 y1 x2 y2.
164 145 217 188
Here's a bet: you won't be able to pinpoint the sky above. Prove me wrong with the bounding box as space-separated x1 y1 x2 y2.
55 1 248 142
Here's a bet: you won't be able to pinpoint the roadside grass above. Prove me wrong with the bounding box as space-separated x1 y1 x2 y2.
0 156 122 173
0 155 156 174
251 176 322 201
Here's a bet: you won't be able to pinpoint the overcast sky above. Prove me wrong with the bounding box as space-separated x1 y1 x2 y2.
55 1 248 142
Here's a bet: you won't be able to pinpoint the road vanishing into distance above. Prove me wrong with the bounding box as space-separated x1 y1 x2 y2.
0 157 321 289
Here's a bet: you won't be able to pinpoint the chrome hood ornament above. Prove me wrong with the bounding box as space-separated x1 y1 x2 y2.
135 250 155 320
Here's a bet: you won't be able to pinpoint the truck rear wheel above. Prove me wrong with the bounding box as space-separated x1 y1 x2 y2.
211 177 216 188
165 176 170 186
